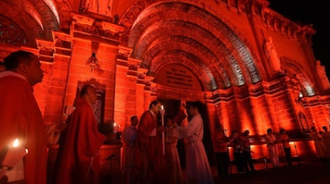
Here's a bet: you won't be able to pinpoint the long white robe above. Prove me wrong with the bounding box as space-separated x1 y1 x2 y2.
265 133 279 167
173 114 214 184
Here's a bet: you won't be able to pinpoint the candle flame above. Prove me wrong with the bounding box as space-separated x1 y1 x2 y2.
161 105 164 110
113 122 116 127
13 139 19 147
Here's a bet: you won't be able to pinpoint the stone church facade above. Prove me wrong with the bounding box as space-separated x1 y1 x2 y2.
1 0 329 166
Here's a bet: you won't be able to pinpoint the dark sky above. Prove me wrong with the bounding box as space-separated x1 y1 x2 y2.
268 0 329 78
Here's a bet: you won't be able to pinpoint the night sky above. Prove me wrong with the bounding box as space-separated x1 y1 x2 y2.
268 0 330 79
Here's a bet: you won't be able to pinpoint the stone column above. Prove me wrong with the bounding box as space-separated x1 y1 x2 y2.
114 46 131 127
37 33 72 124
263 77 296 133
136 68 148 117
125 58 141 124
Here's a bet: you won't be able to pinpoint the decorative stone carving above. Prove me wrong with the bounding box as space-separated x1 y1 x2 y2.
117 46 132 61
84 0 114 17
315 60 330 90
73 23 120 41
0 17 27 46
263 37 284 74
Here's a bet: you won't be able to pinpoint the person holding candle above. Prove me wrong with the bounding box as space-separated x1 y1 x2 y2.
135 100 166 184
52 84 106 184
0 50 47 184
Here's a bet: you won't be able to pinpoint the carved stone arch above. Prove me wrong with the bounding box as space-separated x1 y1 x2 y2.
132 20 243 87
144 47 222 90
0 16 28 46
0 1 43 46
142 40 232 90
0 0 65 46
151 54 214 90
29 0 60 39
280 56 316 96
119 0 266 88
142 34 235 87
127 7 241 88
53 0 73 32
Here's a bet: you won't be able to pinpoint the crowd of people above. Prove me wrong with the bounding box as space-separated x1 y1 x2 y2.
0 50 329 184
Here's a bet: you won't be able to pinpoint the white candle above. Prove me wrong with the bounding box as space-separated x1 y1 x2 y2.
113 122 118 132
160 105 165 155
1 139 27 169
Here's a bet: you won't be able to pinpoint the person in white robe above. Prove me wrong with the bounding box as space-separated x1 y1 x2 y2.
165 119 183 184
171 102 214 184
265 128 279 168
310 126 327 159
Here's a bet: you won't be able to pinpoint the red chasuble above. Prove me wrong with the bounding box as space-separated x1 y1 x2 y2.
52 98 106 184
0 74 47 184
135 110 167 183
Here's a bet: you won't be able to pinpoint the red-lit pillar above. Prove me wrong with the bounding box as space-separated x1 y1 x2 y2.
136 68 148 118
247 82 264 135
284 76 307 132
114 49 129 127
204 91 217 135
37 34 72 125
302 96 330 130
233 85 255 134
217 88 234 134
262 77 297 133
125 58 141 125
143 76 155 110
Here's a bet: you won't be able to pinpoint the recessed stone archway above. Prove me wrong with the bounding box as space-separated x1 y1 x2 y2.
142 37 231 89
119 0 265 90
150 52 219 90
0 0 61 46
281 57 316 96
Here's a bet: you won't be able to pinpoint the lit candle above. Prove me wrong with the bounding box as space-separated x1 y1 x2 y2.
1 139 27 169
113 122 117 133
160 105 165 155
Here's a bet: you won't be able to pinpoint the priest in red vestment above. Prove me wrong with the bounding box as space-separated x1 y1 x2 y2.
135 100 166 184
0 51 47 184
52 84 106 184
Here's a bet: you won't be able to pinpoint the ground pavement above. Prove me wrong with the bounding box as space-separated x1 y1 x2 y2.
213 160 330 184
